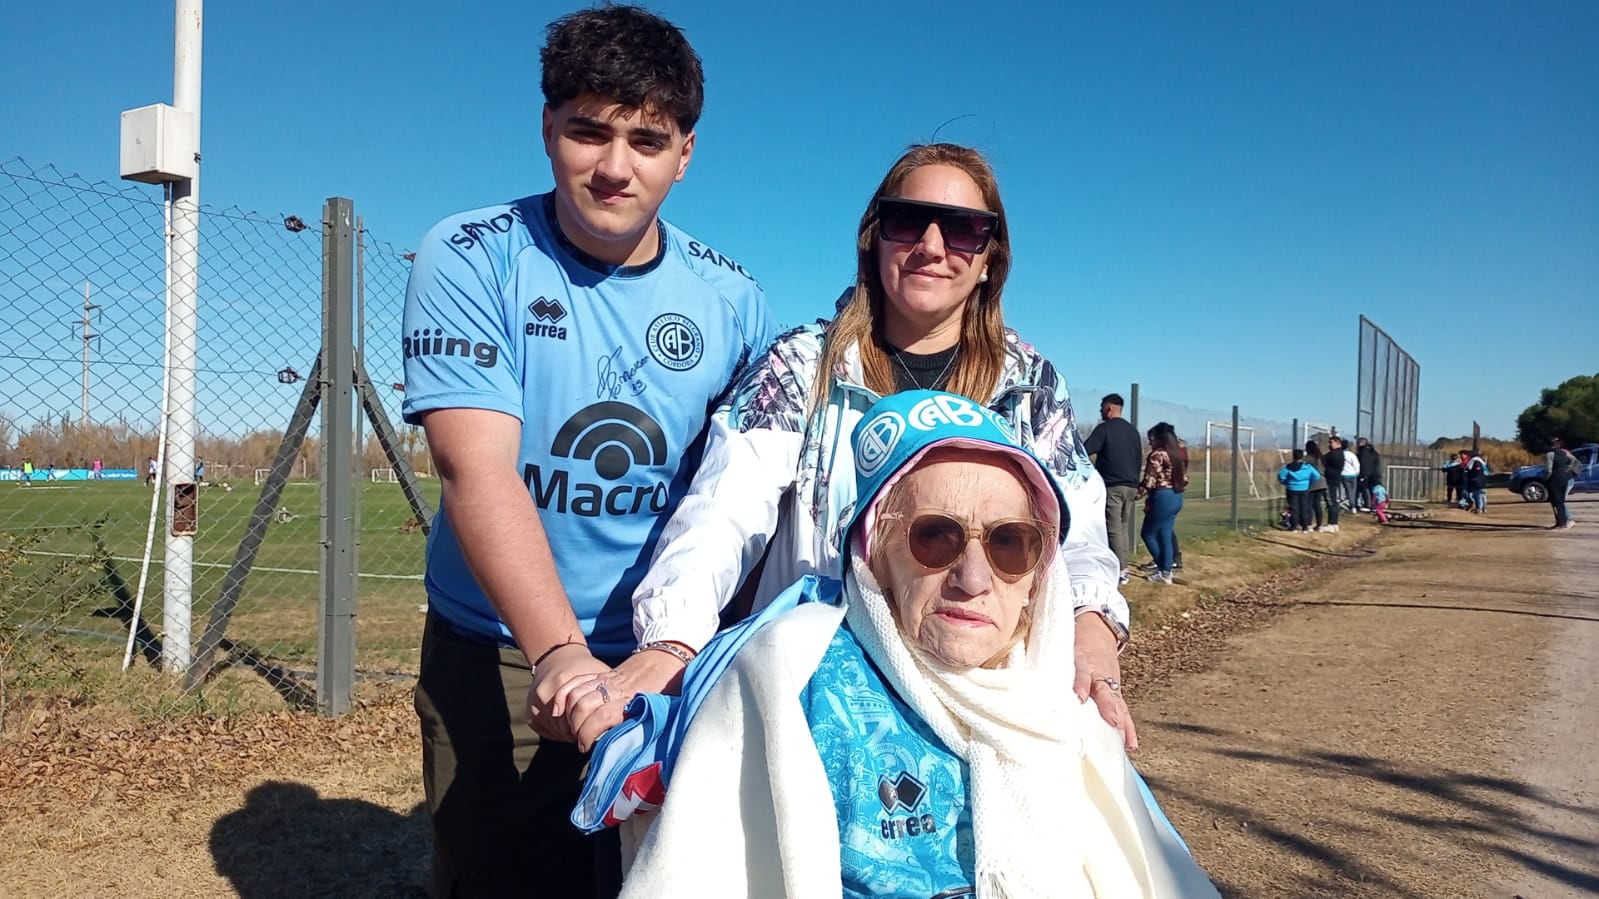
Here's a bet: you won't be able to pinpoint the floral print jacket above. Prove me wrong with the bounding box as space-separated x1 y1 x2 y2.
630 320 1129 652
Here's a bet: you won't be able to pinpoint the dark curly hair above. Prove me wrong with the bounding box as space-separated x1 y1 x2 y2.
540 5 705 134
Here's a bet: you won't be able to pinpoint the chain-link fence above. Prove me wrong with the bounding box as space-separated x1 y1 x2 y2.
0 158 432 723
3 156 1445 720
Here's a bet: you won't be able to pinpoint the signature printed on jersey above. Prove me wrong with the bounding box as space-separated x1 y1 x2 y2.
597 347 649 400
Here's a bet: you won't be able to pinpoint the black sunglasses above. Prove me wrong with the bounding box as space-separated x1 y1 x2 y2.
886 511 1053 582
877 198 999 255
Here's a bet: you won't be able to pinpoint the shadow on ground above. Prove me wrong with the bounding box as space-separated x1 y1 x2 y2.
210 781 429 898
1146 721 1599 898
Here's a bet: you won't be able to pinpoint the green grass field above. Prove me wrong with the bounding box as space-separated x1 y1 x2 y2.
0 478 439 705
0 473 1286 715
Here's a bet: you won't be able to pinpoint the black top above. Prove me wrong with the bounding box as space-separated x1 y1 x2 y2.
888 344 960 393
1323 447 1345 477
1083 416 1143 488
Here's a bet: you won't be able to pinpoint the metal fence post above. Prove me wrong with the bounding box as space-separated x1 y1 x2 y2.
319 197 357 716
1231 405 1240 532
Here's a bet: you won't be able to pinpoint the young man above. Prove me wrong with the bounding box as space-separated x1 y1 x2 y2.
401 7 773 897
1083 393 1142 581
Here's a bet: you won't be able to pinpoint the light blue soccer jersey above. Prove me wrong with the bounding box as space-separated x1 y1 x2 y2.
401 193 772 656
801 625 977 898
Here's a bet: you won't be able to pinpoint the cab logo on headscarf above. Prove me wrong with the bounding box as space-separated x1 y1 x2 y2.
856 411 905 478
907 395 986 431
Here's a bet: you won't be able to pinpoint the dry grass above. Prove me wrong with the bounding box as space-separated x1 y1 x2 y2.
0 501 1482 897
0 685 428 897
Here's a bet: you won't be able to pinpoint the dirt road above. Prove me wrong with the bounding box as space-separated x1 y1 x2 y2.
3 498 1594 897
1140 497 1599 897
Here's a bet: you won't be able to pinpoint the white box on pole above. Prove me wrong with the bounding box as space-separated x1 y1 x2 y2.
119 103 197 184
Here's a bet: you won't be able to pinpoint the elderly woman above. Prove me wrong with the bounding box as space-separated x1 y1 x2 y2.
556 143 1135 756
603 391 1217 898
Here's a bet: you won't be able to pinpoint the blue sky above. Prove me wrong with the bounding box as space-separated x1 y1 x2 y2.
3 0 1596 443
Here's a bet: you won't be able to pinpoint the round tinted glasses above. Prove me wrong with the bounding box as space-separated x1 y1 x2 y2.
885 511 1053 582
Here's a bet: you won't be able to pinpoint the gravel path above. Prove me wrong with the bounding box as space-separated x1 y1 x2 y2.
1136 498 1599 897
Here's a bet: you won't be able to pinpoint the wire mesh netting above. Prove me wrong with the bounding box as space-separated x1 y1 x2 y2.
0 158 431 716
3 155 1443 718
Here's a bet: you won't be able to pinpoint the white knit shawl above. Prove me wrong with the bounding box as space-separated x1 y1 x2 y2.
619 559 1220 898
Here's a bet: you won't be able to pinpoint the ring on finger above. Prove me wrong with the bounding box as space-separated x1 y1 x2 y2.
597 683 611 704
1094 676 1122 693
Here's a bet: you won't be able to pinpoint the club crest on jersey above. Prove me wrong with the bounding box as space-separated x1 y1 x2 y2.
522 402 670 517
646 313 703 372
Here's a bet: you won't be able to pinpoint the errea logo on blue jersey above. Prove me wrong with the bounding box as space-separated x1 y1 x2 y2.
522 402 670 517
527 297 569 341
877 771 937 841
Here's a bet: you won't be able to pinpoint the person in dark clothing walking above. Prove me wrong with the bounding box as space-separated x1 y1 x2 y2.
1355 438 1381 511
1084 393 1143 582
1547 437 1576 529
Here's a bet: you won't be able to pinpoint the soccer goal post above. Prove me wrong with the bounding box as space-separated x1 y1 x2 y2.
1204 421 1261 500
253 468 272 486
371 468 398 484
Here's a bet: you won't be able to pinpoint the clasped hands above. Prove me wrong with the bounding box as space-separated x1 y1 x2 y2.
528 615 1136 754
527 644 688 752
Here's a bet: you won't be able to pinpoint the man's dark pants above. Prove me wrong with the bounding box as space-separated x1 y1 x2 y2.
415 614 621 898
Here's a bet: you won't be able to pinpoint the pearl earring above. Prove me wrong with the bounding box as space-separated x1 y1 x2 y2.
979 271 989 283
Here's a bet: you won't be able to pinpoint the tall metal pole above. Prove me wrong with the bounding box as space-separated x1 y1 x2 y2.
320 198 358 716
1231 405 1240 531
80 280 96 428
163 0 202 672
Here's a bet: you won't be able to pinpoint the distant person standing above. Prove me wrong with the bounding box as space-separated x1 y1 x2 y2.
91 458 103 480
1336 437 1359 511
19 458 33 487
1084 393 1142 582
1355 437 1381 511
1277 448 1324 532
1463 451 1489 513
1304 439 1335 532
1319 437 1344 532
146 456 158 487
1137 422 1188 585
1546 437 1576 530
1440 455 1463 506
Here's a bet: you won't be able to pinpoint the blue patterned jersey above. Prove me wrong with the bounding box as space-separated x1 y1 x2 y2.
401 193 772 655
800 625 976 898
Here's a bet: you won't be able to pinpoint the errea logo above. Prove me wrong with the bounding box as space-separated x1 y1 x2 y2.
527 296 569 341
877 771 937 841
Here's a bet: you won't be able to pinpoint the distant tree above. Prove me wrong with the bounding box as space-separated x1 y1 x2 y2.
1516 373 1599 453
